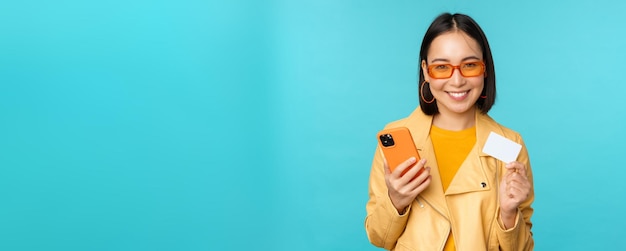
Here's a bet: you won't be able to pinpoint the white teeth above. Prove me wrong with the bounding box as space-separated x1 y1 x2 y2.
448 91 468 98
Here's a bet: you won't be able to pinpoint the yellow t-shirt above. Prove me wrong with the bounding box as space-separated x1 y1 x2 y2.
430 125 477 251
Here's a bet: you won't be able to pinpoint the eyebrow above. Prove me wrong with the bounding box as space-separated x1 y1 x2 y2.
431 56 481 64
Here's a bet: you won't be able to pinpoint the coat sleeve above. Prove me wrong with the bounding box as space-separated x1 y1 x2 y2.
492 136 535 251
364 146 411 250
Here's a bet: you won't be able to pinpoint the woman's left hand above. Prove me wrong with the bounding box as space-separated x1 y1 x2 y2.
498 161 531 228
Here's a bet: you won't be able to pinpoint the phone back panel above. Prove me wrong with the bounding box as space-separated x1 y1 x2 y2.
377 127 421 174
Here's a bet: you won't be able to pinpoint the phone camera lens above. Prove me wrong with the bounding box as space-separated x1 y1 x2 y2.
380 134 395 147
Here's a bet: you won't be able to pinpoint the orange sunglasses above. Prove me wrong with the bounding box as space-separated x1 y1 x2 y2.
427 61 485 79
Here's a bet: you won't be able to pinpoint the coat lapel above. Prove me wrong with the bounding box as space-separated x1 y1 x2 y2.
403 109 448 217
446 111 504 195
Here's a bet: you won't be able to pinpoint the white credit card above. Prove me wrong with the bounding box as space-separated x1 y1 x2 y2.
482 131 522 163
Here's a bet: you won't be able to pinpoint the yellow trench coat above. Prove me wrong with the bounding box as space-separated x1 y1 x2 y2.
365 108 534 251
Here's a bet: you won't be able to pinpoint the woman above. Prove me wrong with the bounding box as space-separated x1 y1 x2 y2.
365 13 534 250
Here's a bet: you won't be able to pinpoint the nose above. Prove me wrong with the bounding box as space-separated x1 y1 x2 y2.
449 68 465 87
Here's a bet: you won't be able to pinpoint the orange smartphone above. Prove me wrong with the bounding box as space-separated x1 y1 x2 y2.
377 127 422 176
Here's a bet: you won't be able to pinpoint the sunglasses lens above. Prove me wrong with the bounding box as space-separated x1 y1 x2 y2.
461 62 484 77
430 65 452 78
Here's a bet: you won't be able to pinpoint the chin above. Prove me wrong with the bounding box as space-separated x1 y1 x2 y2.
445 103 476 114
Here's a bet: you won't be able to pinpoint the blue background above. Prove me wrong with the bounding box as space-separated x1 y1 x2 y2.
1 1 625 250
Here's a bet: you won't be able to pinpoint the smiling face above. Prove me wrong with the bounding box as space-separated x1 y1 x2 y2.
421 31 485 118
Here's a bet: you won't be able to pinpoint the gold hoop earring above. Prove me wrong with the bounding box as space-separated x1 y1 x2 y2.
420 81 435 104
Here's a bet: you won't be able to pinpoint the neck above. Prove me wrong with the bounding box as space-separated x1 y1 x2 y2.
432 107 476 131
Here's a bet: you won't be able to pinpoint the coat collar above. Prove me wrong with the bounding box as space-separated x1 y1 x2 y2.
403 107 504 154
401 107 504 216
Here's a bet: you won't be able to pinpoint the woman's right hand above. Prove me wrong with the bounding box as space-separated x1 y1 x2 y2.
384 157 431 214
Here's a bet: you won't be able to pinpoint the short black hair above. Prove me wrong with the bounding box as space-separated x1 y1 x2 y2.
418 13 496 115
